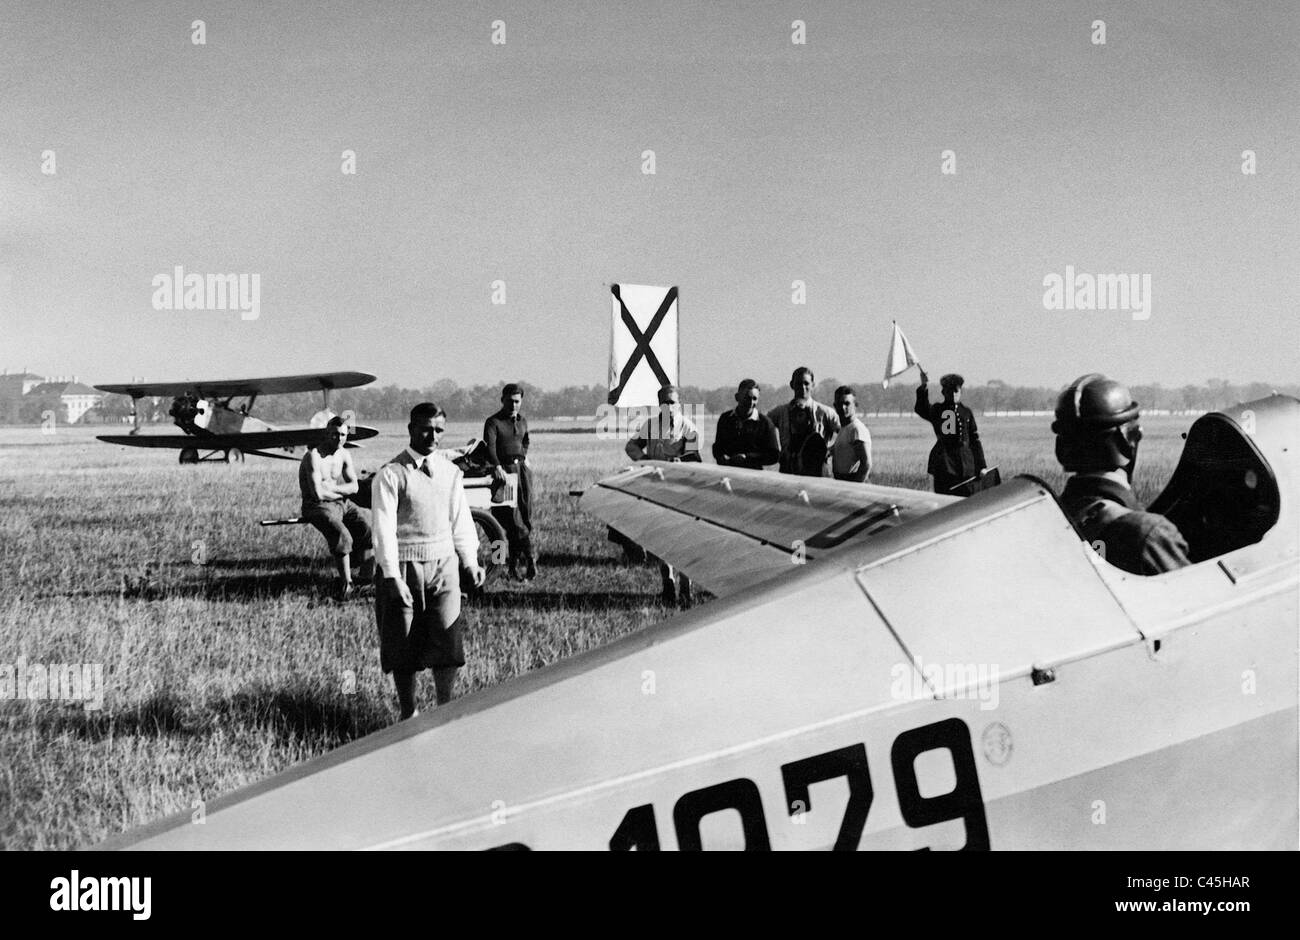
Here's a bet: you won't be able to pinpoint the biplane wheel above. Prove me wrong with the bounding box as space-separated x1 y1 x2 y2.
463 510 507 599
225 448 244 464
179 448 199 465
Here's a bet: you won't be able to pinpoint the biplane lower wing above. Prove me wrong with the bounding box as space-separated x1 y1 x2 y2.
579 462 957 597
97 426 378 451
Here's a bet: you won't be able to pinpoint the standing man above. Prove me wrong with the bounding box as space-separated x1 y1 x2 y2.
372 403 485 720
625 384 701 605
915 371 988 495
483 383 535 580
1052 373 1190 575
831 386 872 483
767 367 840 476
299 415 373 600
713 379 781 469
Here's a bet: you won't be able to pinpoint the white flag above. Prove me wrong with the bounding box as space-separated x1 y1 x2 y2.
608 284 679 407
882 321 920 388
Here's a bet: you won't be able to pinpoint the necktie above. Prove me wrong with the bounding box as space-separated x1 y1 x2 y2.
419 458 433 478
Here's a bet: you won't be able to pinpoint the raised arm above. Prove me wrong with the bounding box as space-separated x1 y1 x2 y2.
914 385 932 422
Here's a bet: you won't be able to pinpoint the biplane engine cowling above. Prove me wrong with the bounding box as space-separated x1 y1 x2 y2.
167 395 210 435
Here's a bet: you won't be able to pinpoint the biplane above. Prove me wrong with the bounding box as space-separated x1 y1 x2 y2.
95 371 379 463
100 395 1297 849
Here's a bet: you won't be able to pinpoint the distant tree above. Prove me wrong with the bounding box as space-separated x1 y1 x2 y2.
19 394 64 426
97 394 134 424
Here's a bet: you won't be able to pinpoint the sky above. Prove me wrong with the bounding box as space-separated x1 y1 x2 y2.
1 0 1296 391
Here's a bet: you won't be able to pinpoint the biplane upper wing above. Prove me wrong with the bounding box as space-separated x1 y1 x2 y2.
94 371 376 399
579 462 957 597
97 426 378 450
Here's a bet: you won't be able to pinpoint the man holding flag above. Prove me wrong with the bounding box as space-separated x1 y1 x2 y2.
915 371 989 496
882 321 991 496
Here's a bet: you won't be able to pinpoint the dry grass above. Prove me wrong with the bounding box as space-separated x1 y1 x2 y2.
0 414 1190 848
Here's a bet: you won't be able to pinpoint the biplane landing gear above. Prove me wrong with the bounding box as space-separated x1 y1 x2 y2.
224 448 244 464
179 448 199 465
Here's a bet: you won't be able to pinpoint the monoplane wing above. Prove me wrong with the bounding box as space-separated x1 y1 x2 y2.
97 427 379 450
94 371 376 399
580 462 956 597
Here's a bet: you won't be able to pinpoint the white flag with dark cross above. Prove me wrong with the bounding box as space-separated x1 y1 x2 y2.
607 283 679 407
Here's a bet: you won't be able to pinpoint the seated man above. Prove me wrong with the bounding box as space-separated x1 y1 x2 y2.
1052 373 1190 576
624 384 701 606
299 416 374 600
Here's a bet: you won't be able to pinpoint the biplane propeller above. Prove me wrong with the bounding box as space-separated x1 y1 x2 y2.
95 371 379 464
99 396 1297 849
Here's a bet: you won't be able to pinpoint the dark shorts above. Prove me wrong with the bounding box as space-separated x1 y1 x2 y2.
375 557 464 673
302 500 372 557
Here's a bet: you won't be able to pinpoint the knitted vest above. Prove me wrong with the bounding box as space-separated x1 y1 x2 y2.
384 450 463 563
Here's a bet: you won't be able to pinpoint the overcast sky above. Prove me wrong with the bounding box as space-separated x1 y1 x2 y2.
2 0 1296 391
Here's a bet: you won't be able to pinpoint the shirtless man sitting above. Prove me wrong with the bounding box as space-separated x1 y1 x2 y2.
299 416 374 600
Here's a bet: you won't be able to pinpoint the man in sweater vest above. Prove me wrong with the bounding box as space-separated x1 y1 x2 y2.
372 402 485 719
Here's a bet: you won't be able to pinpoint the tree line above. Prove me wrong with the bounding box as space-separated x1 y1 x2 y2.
57 376 1300 426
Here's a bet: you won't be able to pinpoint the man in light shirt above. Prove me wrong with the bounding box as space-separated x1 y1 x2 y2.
372 402 485 720
831 386 872 482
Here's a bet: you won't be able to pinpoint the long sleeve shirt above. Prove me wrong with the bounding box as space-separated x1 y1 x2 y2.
483 411 530 467
915 387 987 477
371 447 478 578
712 409 780 469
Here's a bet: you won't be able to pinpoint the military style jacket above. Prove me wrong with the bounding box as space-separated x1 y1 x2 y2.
915 388 987 480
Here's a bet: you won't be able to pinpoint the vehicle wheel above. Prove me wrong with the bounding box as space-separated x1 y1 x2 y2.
225 448 244 464
463 509 507 599
179 448 199 465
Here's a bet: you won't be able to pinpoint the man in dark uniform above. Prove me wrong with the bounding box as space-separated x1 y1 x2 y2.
483 383 535 580
1053 373 1190 576
713 379 781 469
915 371 988 495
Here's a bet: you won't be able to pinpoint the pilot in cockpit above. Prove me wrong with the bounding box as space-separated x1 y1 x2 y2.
1052 373 1191 576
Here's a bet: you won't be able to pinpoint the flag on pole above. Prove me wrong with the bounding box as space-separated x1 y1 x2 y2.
882 320 920 388
608 284 679 406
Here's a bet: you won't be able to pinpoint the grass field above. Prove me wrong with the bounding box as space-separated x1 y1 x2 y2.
0 413 1193 849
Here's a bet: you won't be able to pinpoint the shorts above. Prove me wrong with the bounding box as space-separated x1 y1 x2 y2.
375 556 464 673
302 500 372 558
